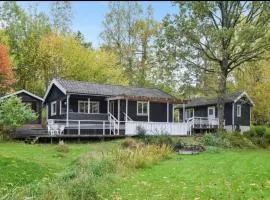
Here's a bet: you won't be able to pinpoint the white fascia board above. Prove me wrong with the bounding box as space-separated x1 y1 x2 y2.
0 89 43 102
43 79 67 101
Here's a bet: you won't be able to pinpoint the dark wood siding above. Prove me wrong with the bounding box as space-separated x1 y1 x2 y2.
46 85 66 119
119 100 172 122
177 103 232 125
234 102 251 126
17 92 43 124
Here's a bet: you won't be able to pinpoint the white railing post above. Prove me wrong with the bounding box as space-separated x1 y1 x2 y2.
103 121 105 135
114 121 116 135
78 120 80 135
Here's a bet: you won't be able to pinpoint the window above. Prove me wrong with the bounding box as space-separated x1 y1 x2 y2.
185 109 194 119
90 101 99 113
237 104 241 117
51 101 57 116
60 100 67 115
208 106 215 118
78 100 100 114
137 101 148 115
78 101 88 113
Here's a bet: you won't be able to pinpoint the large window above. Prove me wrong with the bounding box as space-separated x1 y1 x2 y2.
51 101 57 116
237 104 241 117
78 100 100 114
78 101 88 113
137 101 148 115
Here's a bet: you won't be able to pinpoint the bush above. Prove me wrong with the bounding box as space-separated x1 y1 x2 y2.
136 126 147 137
254 126 266 137
0 96 37 139
202 133 231 148
224 133 255 149
56 142 70 153
121 138 139 148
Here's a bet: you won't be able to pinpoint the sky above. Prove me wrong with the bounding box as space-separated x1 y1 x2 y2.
17 1 178 48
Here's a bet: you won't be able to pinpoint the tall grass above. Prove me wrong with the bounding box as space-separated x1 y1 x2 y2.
6 140 172 200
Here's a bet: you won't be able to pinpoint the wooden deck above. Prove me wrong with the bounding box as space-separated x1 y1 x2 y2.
12 124 125 143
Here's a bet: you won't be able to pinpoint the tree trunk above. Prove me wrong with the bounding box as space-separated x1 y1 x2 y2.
217 64 228 131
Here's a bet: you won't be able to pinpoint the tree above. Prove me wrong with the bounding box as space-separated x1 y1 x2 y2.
36 33 128 91
0 44 14 92
130 6 160 87
0 1 51 91
231 59 270 124
100 1 142 84
50 1 72 34
0 96 37 139
158 1 270 129
74 31 93 50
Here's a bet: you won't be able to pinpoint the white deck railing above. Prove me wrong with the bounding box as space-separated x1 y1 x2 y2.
187 117 220 129
125 121 190 136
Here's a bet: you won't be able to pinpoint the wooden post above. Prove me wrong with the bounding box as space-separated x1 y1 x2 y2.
167 102 169 122
125 98 128 121
78 121 81 135
103 121 105 135
107 100 109 114
66 94 70 127
148 101 150 122
183 104 185 122
118 99 120 121
88 98 90 113
232 103 235 132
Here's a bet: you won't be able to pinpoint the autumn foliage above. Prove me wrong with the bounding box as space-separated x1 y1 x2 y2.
0 44 14 90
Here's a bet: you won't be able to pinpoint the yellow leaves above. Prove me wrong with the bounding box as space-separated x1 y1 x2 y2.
36 33 128 87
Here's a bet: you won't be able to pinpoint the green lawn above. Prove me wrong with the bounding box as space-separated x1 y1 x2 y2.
0 141 119 193
1 141 270 200
107 149 270 200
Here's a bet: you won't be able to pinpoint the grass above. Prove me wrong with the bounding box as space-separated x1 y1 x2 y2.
104 149 270 200
1 138 270 199
0 141 120 194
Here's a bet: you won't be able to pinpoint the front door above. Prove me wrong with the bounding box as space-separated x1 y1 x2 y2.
208 106 215 119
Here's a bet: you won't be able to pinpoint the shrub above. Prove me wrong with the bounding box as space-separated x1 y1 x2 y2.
136 126 147 137
0 96 37 139
254 126 266 137
121 138 138 148
202 133 231 148
56 142 70 153
224 133 255 149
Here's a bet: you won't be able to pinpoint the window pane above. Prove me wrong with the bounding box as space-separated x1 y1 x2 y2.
90 102 99 113
143 103 147 114
138 103 142 114
209 109 213 115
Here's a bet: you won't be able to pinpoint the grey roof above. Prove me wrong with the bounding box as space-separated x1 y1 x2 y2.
183 91 246 108
56 79 174 99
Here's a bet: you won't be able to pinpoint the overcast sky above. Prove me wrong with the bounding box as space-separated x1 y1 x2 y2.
17 1 178 48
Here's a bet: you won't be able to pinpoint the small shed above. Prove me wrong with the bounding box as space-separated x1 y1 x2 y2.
0 90 43 124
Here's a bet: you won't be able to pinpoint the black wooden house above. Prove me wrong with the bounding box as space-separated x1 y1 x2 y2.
174 91 254 132
43 79 185 135
0 90 43 124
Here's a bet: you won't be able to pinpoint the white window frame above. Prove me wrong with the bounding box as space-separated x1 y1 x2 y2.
60 100 62 115
78 100 88 113
89 101 100 114
208 106 216 118
51 101 57 116
237 104 241 117
137 101 148 116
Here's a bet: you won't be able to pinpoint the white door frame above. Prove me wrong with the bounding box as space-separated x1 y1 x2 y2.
208 106 215 119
